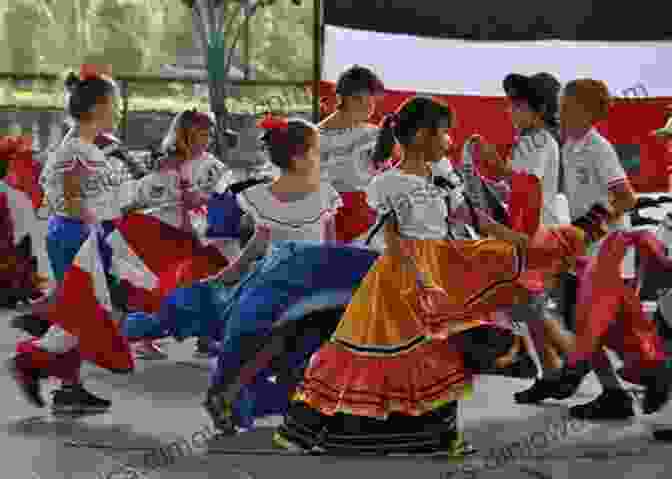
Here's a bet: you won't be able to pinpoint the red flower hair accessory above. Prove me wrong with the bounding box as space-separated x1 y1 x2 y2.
0 136 32 158
258 114 289 131
80 64 112 81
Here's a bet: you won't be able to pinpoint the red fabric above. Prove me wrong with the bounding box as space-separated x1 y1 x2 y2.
16 339 82 383
507 172 545 292
0 192 13 249
47 255 134 373
116 213 228 313
568 231 668 377
299 339 469 418
311 81 672 192
1 138 43 210
509 172 542 237
334 192 377 243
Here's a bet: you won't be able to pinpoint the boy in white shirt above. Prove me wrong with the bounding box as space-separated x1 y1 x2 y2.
517 79 670 422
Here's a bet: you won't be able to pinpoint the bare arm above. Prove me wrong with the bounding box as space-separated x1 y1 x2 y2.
62 168 85 219
608 183 637 222
209 222 270 284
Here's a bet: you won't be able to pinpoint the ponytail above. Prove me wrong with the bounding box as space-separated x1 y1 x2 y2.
371 113 398 166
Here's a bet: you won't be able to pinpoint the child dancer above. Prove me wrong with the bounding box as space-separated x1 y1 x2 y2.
7 72 122 414
319 65 386 243
513 79 661 420
276 97 594 455
0 136 46 307
202 115 352 431
127 109 228 359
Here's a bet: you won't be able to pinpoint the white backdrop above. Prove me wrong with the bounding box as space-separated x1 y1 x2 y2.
324 26 672 97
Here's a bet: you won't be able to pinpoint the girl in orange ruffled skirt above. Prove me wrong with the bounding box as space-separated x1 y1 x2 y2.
275 97 596 456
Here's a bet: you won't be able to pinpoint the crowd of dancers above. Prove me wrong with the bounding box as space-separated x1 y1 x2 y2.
2 62 672 455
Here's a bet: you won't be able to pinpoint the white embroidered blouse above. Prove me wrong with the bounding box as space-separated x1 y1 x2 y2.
366 169 452 240
319 126 380 193
133 153 230 230
40 138 123 222
236 181 343 242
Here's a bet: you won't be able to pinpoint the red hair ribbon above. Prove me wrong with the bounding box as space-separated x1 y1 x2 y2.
257 114 289 131
190 111 213 130
80 64 113 81
0 136 32 158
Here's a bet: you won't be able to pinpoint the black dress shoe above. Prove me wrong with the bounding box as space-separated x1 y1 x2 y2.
10 314 51 337
569 389 635 420
653 429 672 441
514 366 587 404
641 363 672 414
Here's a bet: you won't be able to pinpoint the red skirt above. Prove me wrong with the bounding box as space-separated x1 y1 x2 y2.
120 213 229 313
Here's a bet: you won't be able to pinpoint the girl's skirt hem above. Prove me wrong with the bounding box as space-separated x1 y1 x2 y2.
276 399 462 455
296 339 472 419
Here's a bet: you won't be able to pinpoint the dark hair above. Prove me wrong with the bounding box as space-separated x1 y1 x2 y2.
532 72 561 132
260 117 316 170
64 72 117 121
371 97 454 164
178 109 213 130
336 65 384 97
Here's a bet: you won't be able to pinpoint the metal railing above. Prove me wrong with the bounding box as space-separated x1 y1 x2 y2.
0 72 320 142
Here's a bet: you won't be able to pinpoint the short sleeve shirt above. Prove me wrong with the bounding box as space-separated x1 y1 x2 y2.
319 126 379 192
510 129 560 226
365 169 450 240
562 128 633 275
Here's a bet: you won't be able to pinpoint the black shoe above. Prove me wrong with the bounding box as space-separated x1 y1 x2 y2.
503 354 538 379
10 314 51 338
6 354 45 408
203 390 236 435
514 366 586 404
51 385 111 415
653 429 672 441
641 364 672 415
569 389 635 420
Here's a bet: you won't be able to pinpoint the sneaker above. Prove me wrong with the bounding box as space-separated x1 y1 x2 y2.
203 391 236 435
641 364 672 415
653 428 672 441
569 389 635 420
514 366 587 404
193 337 211 358
135 341 168 360
51 384 111 415
10 314 51 338
6 354 45 408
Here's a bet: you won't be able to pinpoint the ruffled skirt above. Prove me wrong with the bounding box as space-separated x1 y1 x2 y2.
280 230 585 452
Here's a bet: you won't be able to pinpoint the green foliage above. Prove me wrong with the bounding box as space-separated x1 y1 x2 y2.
0 0 314 81
0 78 313 115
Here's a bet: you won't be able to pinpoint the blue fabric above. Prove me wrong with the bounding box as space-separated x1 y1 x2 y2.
206 191 244 239
46 216 90 282
209 240 379 427
46 217 115 282
157 282 221 340
122 312 167 338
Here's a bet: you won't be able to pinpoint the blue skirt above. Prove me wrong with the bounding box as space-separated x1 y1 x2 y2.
209 240 379 428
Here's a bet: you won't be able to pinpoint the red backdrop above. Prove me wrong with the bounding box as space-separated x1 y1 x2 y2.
315 80 672 192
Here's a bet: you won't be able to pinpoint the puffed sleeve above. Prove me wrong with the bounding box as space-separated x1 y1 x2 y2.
191 155 230 196
205 190 245 239
364 174 392 214
321 182 344 216
132 171 180 208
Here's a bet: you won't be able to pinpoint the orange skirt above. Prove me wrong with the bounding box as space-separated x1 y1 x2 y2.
299 237 527 418
298 227 587 419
